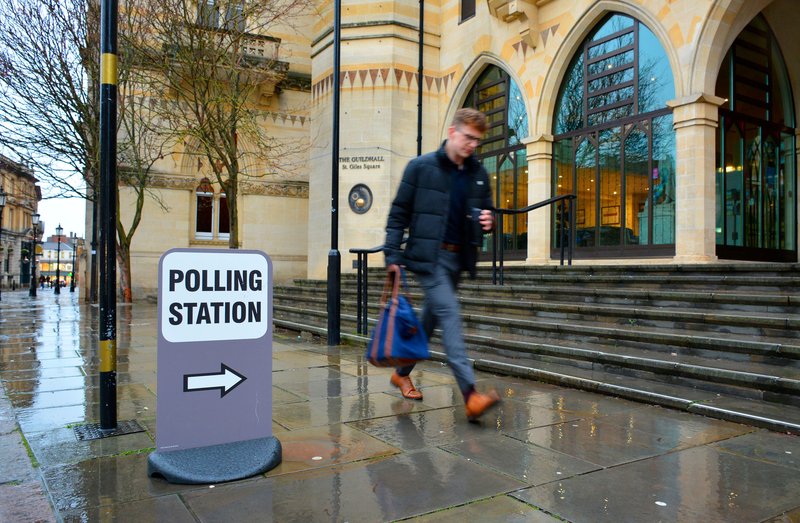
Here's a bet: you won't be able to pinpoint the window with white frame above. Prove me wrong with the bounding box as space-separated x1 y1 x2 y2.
194 178 230 241
224 2 245 32
197 0 220 29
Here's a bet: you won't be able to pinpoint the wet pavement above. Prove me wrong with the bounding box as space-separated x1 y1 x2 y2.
1 290 799 522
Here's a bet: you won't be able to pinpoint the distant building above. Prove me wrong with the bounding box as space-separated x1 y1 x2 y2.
0 154 41 290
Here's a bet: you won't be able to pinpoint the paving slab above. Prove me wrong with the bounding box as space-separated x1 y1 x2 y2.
714 430 800 470
349 399 572 451
25 425 154 468
266 423 399 476
272 391 434 430
512 445 800 523
583 405 755 452
508 417 683 468
182 449 523 522
441 432 600 485
41 453 204 513
404 495 561 522
59 494 196 523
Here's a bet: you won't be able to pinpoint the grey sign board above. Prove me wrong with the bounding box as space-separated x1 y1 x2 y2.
156 248 273 452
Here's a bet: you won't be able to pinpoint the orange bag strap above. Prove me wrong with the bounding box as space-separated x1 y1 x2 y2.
371 265 403 362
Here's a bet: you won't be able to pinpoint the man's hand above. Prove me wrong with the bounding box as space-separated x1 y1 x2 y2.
479 209 494 231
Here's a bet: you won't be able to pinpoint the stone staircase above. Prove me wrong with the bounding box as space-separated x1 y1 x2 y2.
273 263 800 434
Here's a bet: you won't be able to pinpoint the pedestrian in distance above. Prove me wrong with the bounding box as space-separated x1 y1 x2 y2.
384 107 500 421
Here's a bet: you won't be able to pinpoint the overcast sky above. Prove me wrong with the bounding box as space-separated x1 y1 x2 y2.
38 197 86 239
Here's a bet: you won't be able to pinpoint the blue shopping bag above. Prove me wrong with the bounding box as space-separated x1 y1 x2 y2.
366 265 429 367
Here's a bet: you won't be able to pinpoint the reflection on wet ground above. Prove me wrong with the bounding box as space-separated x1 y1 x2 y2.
1 291 798 521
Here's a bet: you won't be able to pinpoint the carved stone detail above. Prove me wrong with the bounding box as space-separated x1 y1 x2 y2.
487 0 554 48
241 181 309 198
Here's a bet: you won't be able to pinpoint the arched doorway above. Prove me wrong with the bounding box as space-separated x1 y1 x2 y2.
461 65 529 260
552 13 676 257
714 14 797 262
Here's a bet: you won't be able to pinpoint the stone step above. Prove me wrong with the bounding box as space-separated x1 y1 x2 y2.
273 304 800 400
277 282 800 314
274 296 800 362
274 290 800 339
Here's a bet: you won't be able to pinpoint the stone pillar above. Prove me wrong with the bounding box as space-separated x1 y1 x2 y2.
307 0 434 279
525 133 553 264
667 93 725 263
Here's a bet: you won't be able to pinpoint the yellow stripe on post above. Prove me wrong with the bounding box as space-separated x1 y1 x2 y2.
101 53 118 86
99 340 117 372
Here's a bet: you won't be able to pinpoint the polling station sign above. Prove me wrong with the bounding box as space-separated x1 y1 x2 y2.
155 248 273 452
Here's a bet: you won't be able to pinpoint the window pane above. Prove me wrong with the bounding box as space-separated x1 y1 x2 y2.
555 54 584 134
196 193 213 236
780 133 796 249
590 14 634 42
588 50 633 76
575 138 597 247
507 80 528 146
225 2 245 31
197 0 219 28
588 68 634 93
553 139 574 248
626 127 649 245
460 0 475 22
651 114 675 245
743 124 762 248
722 123 744 246
638 25 675 112
598 128 622 247
218 195 230 234
588 32 634 60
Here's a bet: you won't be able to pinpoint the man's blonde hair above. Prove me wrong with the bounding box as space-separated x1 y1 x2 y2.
452 108 487 133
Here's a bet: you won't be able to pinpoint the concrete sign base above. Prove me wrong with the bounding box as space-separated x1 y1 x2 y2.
147 436 282 484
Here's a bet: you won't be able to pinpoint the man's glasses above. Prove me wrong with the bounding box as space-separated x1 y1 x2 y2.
457 128 482 145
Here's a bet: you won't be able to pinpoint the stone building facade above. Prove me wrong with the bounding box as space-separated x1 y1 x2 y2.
0 155 40 291
116 0 798 298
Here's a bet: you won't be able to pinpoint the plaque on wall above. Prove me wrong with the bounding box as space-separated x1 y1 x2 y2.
348 184 373 214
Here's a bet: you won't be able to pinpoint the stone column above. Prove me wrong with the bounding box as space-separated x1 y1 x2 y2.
524 133 554 264
667 93 725 263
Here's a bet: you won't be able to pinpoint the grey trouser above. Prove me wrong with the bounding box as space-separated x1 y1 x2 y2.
397 250 475 394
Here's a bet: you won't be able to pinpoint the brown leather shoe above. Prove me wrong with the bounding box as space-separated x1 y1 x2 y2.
390 372 423 400
465 390 501 421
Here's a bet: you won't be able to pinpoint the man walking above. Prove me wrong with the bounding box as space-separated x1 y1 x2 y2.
384 108 500 421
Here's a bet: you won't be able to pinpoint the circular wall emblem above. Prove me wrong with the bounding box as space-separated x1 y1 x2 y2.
348 184 373 214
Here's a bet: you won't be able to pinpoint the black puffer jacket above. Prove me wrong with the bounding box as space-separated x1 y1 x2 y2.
384 141 493 277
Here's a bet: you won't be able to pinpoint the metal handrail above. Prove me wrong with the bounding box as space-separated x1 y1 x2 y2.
348 244 385 334
492 194 576 285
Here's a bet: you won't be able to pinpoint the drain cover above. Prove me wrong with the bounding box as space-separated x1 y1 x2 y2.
73 419 146 441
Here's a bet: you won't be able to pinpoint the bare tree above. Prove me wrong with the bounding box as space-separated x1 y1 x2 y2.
0 0 100 199
133 0 310 249
0 0 171 302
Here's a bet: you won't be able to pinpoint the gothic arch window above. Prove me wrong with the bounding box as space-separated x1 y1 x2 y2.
462 65 529 259
714 14 796 262
553 13 676 257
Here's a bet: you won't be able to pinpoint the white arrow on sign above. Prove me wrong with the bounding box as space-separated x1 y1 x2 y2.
183 363 247 398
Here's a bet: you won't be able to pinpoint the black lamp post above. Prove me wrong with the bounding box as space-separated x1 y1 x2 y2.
0 187 6 302
54 223 63 295
70 233 76 292
29 213 39 297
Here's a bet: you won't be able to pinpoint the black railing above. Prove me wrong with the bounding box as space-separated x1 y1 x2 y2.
492 194 576 285
348 244 385 335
